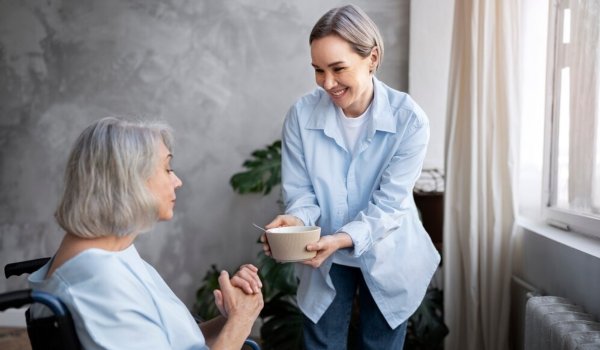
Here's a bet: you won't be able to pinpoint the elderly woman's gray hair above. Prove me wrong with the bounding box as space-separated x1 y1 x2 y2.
309 4 384 72
55 117 173 238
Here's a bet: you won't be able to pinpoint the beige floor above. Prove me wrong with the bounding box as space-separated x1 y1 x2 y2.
0 327 31 350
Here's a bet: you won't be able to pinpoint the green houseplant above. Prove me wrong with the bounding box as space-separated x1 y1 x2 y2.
195 140 448 349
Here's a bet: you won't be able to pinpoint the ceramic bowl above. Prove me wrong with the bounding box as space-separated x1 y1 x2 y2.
266 226 321 262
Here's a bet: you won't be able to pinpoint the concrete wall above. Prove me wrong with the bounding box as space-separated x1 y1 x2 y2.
0 0 410 307
408 0 454 171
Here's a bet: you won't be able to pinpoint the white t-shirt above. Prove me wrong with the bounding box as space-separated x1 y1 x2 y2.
29 245 207 350
336 104 372 157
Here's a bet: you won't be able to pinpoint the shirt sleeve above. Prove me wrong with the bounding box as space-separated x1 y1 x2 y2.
281 105 321 226
340 108 430 257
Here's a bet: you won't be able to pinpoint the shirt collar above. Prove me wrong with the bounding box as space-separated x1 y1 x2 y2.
306 76 397 135
371 77 397 133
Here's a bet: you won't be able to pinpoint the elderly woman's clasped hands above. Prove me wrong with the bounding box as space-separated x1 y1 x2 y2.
214 265 263 319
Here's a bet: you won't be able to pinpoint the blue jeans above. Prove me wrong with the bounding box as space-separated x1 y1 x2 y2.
303 264 407 350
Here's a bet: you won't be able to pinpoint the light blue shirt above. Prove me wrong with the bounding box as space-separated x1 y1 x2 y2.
29 245 207 350
282 77 441 328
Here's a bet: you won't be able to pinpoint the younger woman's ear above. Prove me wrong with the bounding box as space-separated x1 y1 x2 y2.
369 46 380 73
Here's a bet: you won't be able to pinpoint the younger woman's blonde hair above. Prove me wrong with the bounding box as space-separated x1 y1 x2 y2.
55 117 173 238
309 4 385 72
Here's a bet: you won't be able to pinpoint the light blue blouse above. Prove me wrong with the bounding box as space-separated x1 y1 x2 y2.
29 245 207 350
282 77 441 329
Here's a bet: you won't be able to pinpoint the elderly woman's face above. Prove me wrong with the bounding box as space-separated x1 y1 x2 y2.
310 34 378 117
146 141 182 221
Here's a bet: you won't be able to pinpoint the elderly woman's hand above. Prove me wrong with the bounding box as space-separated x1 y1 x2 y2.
231 264 262 294
213 271 263 323
213 265 262 317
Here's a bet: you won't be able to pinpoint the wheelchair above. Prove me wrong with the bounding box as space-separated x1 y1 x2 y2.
0 257 260 350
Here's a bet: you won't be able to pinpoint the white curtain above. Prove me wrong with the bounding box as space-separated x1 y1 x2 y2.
443 0 520 349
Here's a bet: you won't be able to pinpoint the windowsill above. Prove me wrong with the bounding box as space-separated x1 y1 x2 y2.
517 216 600 259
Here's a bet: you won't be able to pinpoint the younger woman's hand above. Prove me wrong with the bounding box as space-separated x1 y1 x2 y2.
261 215 304 257
259 233 271 257
265 215 304 229
301 232 353 268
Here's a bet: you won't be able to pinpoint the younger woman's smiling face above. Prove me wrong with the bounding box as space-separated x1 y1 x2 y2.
310 34 379 117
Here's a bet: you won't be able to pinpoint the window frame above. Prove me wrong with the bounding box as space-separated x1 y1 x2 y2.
542 0 600 239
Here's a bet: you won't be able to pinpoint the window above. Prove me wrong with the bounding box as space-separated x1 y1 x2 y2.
543 0 600 237
519 0 548 219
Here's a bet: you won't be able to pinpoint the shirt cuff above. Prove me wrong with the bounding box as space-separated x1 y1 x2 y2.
286 208 311 226
339 221 372 257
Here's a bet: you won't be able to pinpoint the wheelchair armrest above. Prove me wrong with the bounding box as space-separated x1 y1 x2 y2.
30 290 70 317
0 290 32 311
0 289 69 317
243 338 261 350
4 257 51 278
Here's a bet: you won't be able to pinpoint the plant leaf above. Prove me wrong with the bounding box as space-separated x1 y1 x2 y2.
260 296 303 350
405 288 449 349
230 140 281 195
193 264 222 321
257 250 298 300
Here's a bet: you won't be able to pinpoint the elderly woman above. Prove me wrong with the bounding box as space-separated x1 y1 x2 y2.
29 117 263 349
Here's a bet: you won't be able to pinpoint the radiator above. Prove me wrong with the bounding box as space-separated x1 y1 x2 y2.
524 296 600 350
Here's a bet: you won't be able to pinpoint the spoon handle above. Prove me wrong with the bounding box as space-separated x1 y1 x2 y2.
251 223 267 232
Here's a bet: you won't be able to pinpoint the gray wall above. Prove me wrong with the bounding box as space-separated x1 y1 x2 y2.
0 0 410 306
